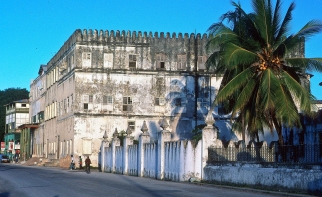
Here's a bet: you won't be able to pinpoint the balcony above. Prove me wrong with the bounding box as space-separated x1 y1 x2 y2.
6 108 29 114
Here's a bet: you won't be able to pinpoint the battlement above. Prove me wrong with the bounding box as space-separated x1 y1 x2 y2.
75 29 208 43
47 29 209 70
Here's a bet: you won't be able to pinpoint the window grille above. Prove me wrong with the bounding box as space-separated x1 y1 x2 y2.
123 97 133 112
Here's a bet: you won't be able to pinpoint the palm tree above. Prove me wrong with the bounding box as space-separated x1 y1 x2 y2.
207 0 322 146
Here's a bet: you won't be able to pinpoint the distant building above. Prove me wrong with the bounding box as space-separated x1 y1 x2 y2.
4 99 29 158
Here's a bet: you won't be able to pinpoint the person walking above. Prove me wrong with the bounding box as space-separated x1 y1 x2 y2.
70 155 75 170
85 156 91 173
79 156 83 169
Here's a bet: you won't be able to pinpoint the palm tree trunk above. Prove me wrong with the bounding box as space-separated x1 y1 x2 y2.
242 113 245 142
273 118 283 147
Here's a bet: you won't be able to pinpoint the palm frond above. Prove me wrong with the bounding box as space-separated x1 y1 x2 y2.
272 0 282 40
282 71 315 115
215 67 254 104
222 43 258 68
295 20 322 39
277 20 322 55
252 0 272 46
231 78 257 118
274 1 295 42
285 58 322 72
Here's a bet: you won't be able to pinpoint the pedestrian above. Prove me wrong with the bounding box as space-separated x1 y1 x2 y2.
70 155 75 170
79 156 83 169
85 156 91 173
15 153 19 163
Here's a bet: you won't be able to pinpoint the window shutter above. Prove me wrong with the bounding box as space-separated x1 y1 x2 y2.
83 95 89 103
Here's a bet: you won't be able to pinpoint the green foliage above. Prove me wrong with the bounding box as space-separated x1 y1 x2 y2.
207 0 322 146
191 124 206 142
0 88 29 141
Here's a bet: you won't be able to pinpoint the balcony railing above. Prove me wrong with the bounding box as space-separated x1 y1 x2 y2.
6 108 29 114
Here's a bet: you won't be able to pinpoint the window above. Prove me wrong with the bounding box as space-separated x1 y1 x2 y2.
82 52 92 68
22 104 27 107
123 97 132 112
103 95 113 105
177 55 186 70
129 54 137 69
71 94 73 111
175 98 181 107
155 97 165 106
198 56 207 71
83 95 89 103
67 97 70 112
197 98 208 108
57 102 60 116
156 54 166 70
89 95 93 103
68 57 71 72
218 103 227 115
64 99 66 113
83 53 91 60
84 103 88 110
104 53 113 68
128 121 135 130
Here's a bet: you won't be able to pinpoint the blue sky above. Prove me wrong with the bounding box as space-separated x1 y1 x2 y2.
0 0 321 99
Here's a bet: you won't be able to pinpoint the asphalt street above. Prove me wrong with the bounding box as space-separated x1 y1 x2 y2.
0 163 310 197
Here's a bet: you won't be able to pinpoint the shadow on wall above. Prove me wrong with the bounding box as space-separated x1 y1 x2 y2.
147 121 161 140
166 79 192 140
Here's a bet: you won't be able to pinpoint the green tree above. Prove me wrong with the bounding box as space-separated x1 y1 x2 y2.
207 0 322 146
0 88 29 141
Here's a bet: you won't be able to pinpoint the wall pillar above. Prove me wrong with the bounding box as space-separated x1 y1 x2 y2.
123 127 133 175
201 113 217 180
111 128 120 173
138 121 150 177
157 118 171 180
101 130 110 172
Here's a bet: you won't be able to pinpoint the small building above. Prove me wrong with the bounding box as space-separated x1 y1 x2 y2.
4 99 29 160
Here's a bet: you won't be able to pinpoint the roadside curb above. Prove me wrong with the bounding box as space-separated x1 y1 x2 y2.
186 181 313 197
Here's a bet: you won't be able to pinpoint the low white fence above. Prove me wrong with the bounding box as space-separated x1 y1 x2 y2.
100 116 216 181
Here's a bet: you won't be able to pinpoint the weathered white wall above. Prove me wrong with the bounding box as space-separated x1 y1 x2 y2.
204 164 322 194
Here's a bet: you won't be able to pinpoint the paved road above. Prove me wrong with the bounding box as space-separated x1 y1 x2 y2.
0 163 305 197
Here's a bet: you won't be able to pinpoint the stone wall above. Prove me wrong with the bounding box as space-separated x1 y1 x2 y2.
204 164 322 195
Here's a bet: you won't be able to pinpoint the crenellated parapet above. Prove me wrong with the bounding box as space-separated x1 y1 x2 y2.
74 29 209 46
45 29 211 78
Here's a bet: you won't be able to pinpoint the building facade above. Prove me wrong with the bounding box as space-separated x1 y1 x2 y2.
4 99 29 159
29 29 222 167
29 29 313 167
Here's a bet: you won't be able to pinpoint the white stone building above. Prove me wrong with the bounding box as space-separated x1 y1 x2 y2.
29 29 223 167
